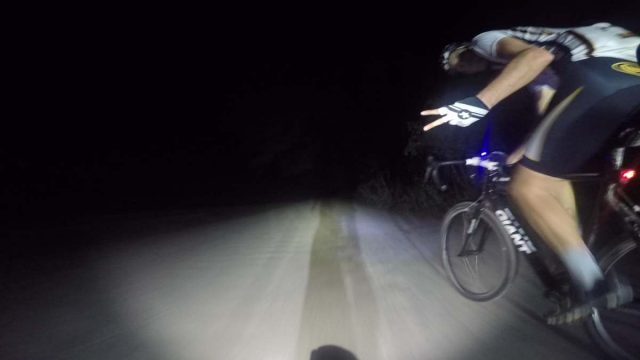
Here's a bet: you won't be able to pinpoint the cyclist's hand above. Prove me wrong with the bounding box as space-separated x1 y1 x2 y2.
421 96 489 131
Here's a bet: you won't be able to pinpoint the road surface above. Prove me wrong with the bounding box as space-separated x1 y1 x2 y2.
1 200 605 359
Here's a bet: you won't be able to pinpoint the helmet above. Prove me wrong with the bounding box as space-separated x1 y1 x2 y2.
440 42 471 73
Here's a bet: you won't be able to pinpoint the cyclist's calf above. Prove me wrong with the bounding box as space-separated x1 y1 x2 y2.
509 165 605 292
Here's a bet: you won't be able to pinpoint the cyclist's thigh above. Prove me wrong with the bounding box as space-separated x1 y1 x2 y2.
521 57 640 177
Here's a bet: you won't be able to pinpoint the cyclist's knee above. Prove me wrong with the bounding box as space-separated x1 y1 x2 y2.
508 165 565 201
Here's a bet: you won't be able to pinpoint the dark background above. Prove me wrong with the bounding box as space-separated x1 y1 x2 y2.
4 3 639 225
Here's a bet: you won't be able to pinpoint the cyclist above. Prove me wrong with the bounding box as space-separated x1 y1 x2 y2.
422 22 640 324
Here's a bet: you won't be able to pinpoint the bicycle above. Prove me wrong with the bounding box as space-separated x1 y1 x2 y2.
425 127 639 359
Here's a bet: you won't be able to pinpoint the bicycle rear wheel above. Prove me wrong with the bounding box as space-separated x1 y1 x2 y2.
441 201 518 301
586 239 640 360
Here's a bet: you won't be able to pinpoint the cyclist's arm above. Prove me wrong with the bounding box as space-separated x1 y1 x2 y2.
476 37 555 108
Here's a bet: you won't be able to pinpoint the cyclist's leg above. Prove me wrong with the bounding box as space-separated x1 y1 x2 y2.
509 167 590 279
509 168 581 251
508 58 640 320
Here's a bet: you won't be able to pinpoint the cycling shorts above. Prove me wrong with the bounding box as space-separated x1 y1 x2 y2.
520 57 640 177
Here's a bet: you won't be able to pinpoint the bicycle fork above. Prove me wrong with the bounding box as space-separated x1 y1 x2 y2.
457 203 486 257
455 204 488 281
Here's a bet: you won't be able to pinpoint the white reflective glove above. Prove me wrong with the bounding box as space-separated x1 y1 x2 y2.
438 96 489 127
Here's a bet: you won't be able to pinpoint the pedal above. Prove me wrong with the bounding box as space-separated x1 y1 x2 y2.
543 289 576 325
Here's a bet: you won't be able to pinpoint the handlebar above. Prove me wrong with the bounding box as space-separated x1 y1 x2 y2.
425 156 463 191
424 155 502 191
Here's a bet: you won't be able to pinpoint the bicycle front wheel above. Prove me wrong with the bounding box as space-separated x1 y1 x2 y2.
586 239 640 360
441 201 518 301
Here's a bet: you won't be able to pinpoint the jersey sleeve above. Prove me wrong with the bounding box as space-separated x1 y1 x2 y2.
471 30 511 63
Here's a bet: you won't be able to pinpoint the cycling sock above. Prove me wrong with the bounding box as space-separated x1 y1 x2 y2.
559 247 604 293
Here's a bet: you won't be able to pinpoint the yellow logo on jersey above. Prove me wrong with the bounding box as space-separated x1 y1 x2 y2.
611 61 640 76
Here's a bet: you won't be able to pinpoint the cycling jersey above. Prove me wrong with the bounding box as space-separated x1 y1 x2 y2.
466 23 640 177
471 23 640 64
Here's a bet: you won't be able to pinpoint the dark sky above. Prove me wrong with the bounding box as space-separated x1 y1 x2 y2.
4 3 639 223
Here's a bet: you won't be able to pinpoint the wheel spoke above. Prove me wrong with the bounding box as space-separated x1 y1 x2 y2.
462 257 479 280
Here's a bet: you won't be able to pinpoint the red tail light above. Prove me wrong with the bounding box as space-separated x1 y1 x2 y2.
619 169 636 185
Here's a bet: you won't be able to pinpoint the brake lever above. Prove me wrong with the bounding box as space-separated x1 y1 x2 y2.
424 156 448 191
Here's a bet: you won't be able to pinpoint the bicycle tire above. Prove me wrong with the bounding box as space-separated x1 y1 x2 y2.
586 238 640 360
441 201 518 301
